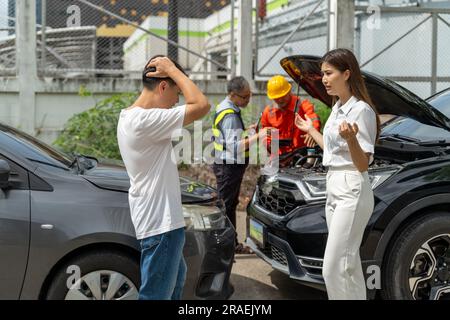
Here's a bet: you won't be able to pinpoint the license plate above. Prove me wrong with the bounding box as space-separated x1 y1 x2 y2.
249 218 265 248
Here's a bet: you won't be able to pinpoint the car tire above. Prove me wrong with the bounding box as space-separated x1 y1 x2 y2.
381 212 450 300
45 250 140 300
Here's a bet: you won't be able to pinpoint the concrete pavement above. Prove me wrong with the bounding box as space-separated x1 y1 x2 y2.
229 211 327 300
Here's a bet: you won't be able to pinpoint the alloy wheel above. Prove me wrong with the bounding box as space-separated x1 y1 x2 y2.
65 270 138 300
409 234 450 300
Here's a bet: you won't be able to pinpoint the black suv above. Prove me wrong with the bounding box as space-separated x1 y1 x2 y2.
246 55 450 300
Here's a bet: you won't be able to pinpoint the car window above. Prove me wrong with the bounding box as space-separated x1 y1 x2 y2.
0 125 72 170
381 89 450 141
0 154 29 190
428 88 450 113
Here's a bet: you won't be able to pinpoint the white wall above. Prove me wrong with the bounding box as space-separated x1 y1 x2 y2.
123 16 206 71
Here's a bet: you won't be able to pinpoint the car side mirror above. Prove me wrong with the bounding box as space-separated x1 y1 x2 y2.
0 160 11 189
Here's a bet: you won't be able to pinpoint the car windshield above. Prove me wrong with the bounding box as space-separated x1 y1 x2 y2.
0 124 73 169
381 88 450 141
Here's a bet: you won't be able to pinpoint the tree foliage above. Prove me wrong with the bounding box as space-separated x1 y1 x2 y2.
54 93 137 160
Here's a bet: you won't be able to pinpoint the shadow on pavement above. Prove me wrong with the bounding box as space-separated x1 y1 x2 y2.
229 264 327 300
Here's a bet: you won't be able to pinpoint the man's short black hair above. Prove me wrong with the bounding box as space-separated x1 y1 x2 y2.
142 55 186 90
227 76 249 94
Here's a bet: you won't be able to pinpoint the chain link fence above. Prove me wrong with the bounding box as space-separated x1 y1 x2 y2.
355 5 450 98
34 0 233 78
0 0 16 75
255 0 328 79
2 0 449 95
253 1 450 98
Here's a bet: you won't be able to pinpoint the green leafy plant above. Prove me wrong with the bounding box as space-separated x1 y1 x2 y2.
313 99 331 132
54 92 332 164
54 92 137 160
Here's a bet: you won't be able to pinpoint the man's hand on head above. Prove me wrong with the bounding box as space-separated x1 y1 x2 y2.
145 57 178 79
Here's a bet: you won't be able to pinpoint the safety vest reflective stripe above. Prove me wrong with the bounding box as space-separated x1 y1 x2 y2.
212 107 250 157
213 109 235 137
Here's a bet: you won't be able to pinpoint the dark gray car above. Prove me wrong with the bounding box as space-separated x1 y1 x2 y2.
0 124 235 300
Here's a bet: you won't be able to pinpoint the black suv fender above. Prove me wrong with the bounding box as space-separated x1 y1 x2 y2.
373 193 450 263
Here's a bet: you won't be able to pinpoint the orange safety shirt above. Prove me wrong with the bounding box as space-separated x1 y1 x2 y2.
261 95 321 155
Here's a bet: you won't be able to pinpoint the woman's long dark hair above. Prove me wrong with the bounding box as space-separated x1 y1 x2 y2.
321 48 381 142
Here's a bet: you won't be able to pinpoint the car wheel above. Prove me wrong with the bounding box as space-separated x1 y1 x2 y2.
382 212 450 300
45 250 140 300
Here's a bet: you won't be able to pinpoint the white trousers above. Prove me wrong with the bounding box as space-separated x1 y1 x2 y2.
323 167 374 300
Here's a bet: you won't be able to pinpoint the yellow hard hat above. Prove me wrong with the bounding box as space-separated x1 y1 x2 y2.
267 75 292 100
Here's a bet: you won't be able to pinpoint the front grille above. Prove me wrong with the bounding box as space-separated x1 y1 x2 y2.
271 245 288 266
257 241 324 278
261 244 288 266
256 182 299 216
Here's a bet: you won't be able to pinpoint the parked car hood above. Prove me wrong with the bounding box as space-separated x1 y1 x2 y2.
280 55 450 131
82 161 217 203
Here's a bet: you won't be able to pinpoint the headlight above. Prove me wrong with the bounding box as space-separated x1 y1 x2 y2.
183 204 226 231
303 175 327 199
369 169 398 189
301 169 398 202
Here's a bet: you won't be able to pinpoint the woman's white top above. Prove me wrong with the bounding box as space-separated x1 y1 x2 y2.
322 96 377 168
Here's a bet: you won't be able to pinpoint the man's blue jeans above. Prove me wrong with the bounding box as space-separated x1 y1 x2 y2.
138 227 187 300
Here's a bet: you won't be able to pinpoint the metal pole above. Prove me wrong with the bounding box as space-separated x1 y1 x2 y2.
41 0 46 73
257 0 325 74
16 0 37 135
335 0 354 50
237 0 253 80
230 0 236 78
431 13 438 95
326 0 330 51
92 30 97 69
354 7 361 60
74 0 230 71
254 0 260 78
328 0 336 50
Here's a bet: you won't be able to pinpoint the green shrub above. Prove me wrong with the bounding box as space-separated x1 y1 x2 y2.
313 99 332 132
54 93 137 160
54 93 332 162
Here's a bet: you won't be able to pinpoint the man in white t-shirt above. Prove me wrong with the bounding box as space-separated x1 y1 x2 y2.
117 55 210 300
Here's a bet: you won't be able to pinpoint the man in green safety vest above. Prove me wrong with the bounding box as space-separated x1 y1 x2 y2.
212 76 270 254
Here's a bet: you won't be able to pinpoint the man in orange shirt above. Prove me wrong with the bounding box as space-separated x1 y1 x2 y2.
261 75 321 155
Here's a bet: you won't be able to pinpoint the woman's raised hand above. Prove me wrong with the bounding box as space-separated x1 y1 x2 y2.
339 121 359 141
295 114 314 133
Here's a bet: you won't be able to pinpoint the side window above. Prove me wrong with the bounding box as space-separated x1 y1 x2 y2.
0 155 29 190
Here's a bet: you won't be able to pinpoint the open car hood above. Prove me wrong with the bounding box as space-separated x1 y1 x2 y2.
280 55 450 131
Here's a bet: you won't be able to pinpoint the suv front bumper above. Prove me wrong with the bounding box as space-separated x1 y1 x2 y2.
246 232 326 291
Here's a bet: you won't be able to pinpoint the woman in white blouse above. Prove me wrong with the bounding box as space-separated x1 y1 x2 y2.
295 48 380 300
